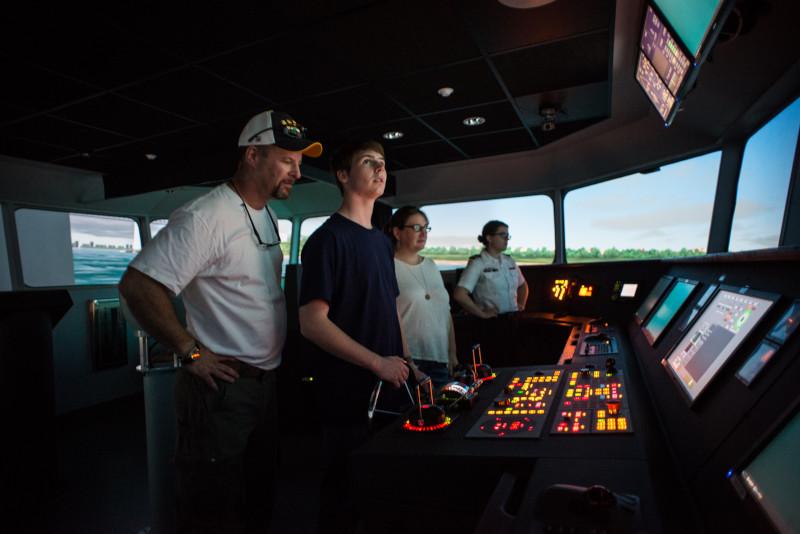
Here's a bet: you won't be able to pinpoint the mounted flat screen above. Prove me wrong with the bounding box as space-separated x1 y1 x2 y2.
635 275 674 325
636 51 678 124
665 287 777 403
740 408 800 533
643 278 698 345
767 299 800 344
641 5 691 94
653 0 726 58
735 340 779 387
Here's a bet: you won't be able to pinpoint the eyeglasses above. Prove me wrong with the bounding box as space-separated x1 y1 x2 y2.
241 203 281 249
247 124 308 143
403 224 431 233
491 232 511 239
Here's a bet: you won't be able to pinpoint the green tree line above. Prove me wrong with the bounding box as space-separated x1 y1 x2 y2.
290 239 705 262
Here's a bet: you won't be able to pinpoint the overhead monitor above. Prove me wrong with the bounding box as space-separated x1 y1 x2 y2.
641 5 692 95
739 407 800 533
636 5 692 125
635 275 674 325
636 51 678 124
652 0 727 58
643 278 698 345
665 287 777 404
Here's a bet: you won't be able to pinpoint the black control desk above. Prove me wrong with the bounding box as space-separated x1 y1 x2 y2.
351 328 677 533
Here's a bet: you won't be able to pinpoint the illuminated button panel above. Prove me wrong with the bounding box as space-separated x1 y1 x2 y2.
466 367 562 439
550 369 633 435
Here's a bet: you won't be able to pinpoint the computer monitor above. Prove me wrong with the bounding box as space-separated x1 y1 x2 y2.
635 275 674 325
641 5 692 95
665 287 777 404
767 299 800 344
652 0 728 58
643 278 698 345
636 5 692 125
738 407 800 533
636 51 678 124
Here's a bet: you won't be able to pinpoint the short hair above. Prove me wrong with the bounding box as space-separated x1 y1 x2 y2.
385 206 428 246
478 220 508 246
236 145 272 169
330 139 385 193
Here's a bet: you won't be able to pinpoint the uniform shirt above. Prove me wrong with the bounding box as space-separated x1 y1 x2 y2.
457 250 526 314
130 183 286 370
395 257 451 364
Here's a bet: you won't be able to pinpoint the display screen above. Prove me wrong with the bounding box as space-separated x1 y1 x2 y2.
653 0 726 57
735 340 779 387
666 288 776 403
635 276 674 324
740 409 800 533
620 283 638 298
641 5 691 94
636 51 677 122
643 278 698 345
768 299 800 344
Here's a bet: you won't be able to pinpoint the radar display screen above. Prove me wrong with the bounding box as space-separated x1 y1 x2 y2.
665 288 776 403
643 278 698 345
635 276 674 325
740 408 800 533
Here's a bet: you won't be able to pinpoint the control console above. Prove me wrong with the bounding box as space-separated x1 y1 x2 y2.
466 366 563 439
551 358 633 435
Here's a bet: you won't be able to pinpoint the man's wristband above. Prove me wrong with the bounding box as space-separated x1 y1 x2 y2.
180 343 202 365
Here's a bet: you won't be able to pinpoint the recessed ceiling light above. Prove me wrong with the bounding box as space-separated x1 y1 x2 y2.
462 116 486 127
437 87 454 98
145 153 158 161
497 0 557 8
382 131 404 140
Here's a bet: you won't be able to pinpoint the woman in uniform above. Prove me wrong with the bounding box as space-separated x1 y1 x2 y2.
454 220 529 316
387 206 458 387
453 220 529 366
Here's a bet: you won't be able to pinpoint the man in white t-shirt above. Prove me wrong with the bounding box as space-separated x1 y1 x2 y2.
119 110 322 534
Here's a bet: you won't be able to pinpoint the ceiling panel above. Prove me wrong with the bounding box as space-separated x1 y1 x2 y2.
383 60 506 115
53 94 197 139
0 57 100 119
460 0 613 55
422 101 524 139
388 141 465 168
492 32 611 97
0 136 76 162
453 129 536 159
0 115 129 155
117 67 271 123
0 0 621 196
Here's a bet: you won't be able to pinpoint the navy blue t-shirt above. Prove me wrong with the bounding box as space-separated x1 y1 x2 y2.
299 213 404 423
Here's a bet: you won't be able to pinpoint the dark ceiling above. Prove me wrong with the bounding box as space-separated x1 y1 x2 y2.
0 0 614 197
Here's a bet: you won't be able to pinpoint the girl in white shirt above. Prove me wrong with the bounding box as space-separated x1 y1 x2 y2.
387 206 458 387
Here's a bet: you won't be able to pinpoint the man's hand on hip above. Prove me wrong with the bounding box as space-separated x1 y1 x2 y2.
185 348 240 390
